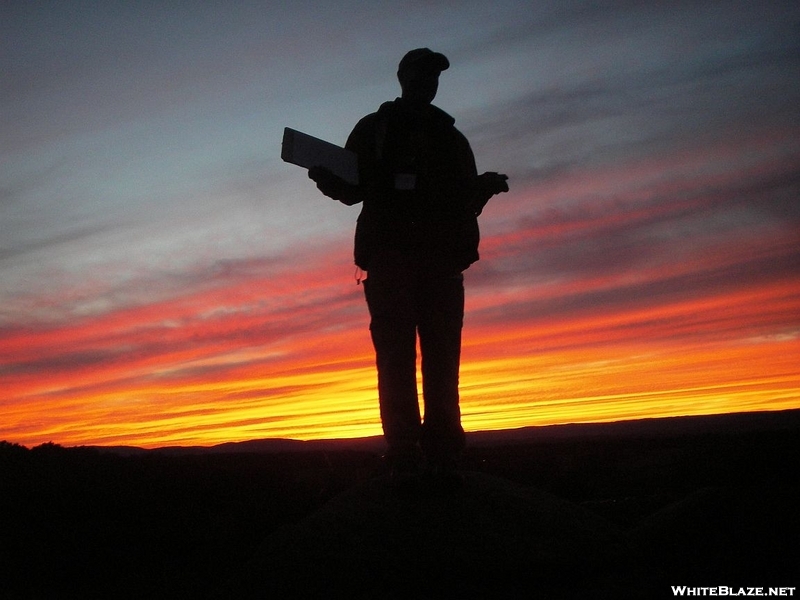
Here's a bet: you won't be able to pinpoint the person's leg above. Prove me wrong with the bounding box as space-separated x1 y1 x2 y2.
418 273 466 466
363 268 421 465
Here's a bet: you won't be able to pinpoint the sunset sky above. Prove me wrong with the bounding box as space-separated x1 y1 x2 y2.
2 0 799 449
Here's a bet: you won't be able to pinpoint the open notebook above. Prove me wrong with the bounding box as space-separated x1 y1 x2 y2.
281 127 359 185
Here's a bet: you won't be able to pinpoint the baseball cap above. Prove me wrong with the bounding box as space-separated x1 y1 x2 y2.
397 48 450 82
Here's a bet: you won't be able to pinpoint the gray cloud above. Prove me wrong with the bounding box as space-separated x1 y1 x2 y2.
459 0 800 189
470 242 800 348
491 160 798 272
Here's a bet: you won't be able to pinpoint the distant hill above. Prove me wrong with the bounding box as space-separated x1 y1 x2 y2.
94 408 800 456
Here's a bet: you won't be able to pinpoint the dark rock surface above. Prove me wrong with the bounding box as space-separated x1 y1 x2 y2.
220 472 627 599
2 411 797 599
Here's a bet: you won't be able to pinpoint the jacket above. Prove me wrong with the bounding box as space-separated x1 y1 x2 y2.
344 98 482 273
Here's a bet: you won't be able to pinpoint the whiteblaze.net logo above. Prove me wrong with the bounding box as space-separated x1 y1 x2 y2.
672 587 796 597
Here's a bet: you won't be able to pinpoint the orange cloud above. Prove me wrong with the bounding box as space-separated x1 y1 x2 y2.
2 135 799 448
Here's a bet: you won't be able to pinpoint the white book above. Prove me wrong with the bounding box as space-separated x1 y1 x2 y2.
281 127 359 185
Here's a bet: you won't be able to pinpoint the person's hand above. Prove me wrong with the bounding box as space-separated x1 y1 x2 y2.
308 166 360 205
309 166 347 200
478 172 509 196
309 166 339 191
473 172 509 215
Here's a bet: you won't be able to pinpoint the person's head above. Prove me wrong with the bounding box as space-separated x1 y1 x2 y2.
397 48 449 105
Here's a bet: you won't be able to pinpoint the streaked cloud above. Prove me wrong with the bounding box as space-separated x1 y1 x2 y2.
1 0 798 447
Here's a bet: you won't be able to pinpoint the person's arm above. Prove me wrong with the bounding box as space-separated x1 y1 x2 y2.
473 171 509 215
453 128 508 216
309 114 379 206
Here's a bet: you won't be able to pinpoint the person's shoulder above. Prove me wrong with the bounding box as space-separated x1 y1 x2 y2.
350 103 389 134
431 106 468 145
347 102 393 149
349 102 398 141
429 104 456 128
353 112 379 130
359 101 396 123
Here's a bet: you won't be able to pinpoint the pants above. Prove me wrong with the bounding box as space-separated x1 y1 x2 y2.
363 263 466 462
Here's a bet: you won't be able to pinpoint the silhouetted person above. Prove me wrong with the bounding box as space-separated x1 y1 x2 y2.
310 48 508 486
